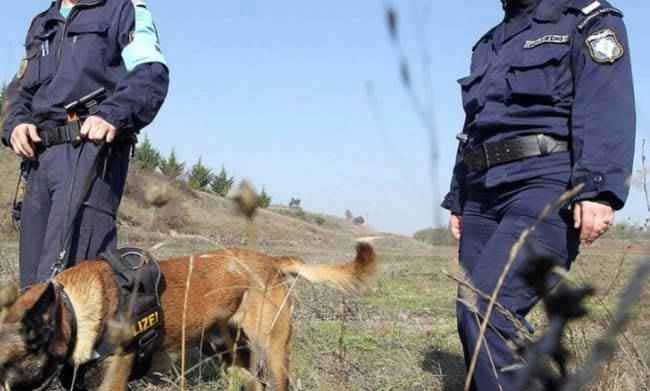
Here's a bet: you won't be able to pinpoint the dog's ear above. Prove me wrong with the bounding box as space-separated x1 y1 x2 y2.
21 282 59 350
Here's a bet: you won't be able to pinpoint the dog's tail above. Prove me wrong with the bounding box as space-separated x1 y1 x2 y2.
274 242 377 293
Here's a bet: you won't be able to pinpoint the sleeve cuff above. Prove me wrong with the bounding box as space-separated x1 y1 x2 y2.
2 116 33 148
95 107 129 131
572 171 626 210
441 192 463 215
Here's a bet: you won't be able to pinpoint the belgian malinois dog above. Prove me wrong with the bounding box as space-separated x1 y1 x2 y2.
0 243 376 391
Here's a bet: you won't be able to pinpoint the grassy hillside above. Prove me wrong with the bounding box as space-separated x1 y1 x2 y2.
1 147 649 391
0 146 430 269
0 148 20 238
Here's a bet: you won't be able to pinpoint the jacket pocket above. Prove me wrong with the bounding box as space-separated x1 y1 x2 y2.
458 63 488 117
67 22 109 70
506 45 570 104
22 30 57 88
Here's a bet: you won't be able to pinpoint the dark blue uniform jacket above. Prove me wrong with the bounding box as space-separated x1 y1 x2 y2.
442 0 636 213
2 0 169 144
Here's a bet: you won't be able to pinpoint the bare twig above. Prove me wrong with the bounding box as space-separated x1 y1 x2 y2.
383 3 442 227
641 139 650 220
180 255 195 391
445 271 534 342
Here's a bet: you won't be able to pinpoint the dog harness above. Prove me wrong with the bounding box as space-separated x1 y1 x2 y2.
60 247 165 389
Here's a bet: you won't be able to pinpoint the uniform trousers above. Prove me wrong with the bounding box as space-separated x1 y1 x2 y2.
457 171 580 391
19 142 130 288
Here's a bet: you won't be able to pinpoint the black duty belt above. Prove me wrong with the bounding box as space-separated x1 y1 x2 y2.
40 121 83 148
463 134 569 172
38 121 137 149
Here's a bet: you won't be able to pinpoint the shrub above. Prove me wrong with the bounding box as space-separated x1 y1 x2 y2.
159 149 185 179
414 227 455 246
211 166 235 196
289 198 302 209
258 187 272 209
188 158 213 191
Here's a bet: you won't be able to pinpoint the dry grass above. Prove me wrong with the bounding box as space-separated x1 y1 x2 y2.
0 149 20 238
2 148 649 390
2 235 648 390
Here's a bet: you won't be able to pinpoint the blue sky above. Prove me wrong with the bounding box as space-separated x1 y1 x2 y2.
1 1 649 235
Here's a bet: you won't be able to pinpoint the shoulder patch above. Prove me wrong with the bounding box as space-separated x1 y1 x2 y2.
577 7 623 31
586 28 624 64
581 1 601 14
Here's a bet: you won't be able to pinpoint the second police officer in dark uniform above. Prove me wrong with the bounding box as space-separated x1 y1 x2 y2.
2 0 169 288
443 0 635 389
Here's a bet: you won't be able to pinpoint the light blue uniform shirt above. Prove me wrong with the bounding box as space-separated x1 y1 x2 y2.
60 4 72 18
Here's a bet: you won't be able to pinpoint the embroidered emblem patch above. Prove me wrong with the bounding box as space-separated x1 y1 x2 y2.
586 29 624 64
524 35 570 49
16 58 29 80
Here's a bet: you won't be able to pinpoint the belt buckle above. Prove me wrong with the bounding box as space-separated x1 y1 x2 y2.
66 120 83 147
537 134 549 155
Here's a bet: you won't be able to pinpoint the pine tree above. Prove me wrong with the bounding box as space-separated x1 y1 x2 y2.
289 198 301 209
188 158 213 190
0 84 6 110
134 134 161 170
210 166 235 196
160 149 185 179
257 187 272 209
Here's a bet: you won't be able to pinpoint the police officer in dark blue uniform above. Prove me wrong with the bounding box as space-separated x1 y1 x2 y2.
2 0 169 288
442 0 635 389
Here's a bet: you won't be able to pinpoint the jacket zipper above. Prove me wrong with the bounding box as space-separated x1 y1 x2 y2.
55 0 103 72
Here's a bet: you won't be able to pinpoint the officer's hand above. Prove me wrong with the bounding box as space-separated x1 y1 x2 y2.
80 116 117 143
449 214 462 241
10 123 41 160
573 201 614 245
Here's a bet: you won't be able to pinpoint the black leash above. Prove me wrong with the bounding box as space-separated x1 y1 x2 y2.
50 142 107 278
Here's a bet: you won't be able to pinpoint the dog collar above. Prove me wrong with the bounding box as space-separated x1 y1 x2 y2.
59 288 78 362
30 284 77 391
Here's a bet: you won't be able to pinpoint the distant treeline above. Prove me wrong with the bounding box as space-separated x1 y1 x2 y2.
413 227 456 246
133 134 272 208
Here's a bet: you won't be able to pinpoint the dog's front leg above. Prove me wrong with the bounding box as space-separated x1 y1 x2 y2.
97 353 135 391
